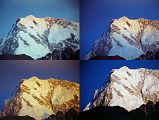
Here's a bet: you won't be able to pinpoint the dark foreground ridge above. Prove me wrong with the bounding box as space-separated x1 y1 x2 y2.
89 55 125 60
0 54 33 60
0 108 79 120
45 108 79 120
0 49 79 60
80 101 159 120
88 50 159 60
38 49 79 60
0 116 35 120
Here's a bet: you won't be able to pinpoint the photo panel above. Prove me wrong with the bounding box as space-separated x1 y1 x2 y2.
0 60 80 119
0 0 79 60
80 60 159 120
80 0 159 60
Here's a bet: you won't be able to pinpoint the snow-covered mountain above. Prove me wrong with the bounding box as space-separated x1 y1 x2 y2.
0 15 79 60
84 66 159 112
85 16 159 60
1 76 79 120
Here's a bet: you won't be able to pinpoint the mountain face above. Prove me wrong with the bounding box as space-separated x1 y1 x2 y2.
1 77 79 120
84 66 159 112
0 15 79 60
85 16 159 60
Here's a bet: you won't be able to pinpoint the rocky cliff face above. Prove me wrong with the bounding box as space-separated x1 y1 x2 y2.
1 77 79 120
84 66 159 112
0 15 79 60
85 16 159 60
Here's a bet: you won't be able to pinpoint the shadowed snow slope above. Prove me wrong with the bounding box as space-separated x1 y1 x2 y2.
85 17 159 60
0 15 79 60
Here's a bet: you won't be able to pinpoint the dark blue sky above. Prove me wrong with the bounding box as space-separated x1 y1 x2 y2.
80 0 159 59
80 60 159 111
0 0 79 38
0 60 79 107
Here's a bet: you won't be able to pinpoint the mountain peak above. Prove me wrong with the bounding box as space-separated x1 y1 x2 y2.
0 15 79 60
1 77 80 120
118 66 129 70
119 16 129 20
28 76 39 80
111 66 130 73
85 17 159 60
84 67 159 112
25 15 35 19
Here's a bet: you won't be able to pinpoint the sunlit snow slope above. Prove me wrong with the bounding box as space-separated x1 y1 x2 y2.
84 66 159 112
1 76 79 120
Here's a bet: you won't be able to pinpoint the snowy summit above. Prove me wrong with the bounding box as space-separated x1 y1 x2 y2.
1 76 80 120
84 66 159 111
0 15 79 60
85 16 159 60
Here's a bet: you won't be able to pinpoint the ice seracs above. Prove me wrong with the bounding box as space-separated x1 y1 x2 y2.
85 16 159 60
84 66 159 112
1 76 79 120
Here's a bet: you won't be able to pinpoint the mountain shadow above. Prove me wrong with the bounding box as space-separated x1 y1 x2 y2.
0 54 33 60
44 108 79 120
0 116 35 120
80 101 159 120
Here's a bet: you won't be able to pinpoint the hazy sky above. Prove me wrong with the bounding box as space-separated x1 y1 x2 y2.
0 60 79 106
80 60 159 111
80 0 159 58
0 0 79 38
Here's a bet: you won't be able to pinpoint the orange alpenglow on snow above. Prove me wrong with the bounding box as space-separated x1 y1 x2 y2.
1 76 80 120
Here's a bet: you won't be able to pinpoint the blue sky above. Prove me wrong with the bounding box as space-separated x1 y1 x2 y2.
80 0 159 59
80 60 159 111
0 0 79 38
0 60 79 107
